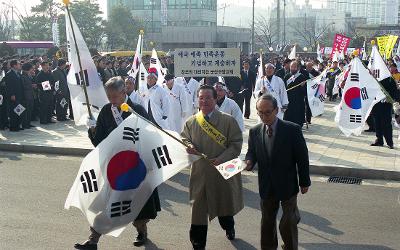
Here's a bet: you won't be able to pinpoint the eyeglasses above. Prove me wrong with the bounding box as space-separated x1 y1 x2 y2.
257 109 275 117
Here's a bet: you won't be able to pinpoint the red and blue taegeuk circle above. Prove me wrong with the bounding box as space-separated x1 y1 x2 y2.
344 87 362 110
107 151 146 191
225 164 236 172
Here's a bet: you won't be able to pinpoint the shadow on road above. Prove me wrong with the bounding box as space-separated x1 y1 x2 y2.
230 238 258 250
300 211 343 236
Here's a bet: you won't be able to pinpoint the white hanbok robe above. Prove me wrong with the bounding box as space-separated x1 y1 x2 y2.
129 91 142 106
215 97 244 132
254 75 289 119
140 84 170 129
176 77 200 116
163 82 190 133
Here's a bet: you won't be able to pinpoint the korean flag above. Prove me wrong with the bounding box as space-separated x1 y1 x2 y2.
14 104 26 116
42 81 52 91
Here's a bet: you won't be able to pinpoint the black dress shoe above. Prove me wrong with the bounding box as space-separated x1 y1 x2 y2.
388 144 394 149
74 242 97 250
9 128 20 132
370 142 384 146
29 124 36 128
364 129 375 132
133 232 147 247
225 228 235 240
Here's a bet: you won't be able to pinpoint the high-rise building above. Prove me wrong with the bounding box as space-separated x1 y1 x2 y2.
327 0 398 25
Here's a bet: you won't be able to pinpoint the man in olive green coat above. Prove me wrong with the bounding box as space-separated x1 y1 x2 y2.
181 84 244 250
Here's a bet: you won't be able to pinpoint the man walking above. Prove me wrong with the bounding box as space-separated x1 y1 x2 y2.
245 94 311 250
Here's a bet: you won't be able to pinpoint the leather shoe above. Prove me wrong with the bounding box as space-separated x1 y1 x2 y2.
133 232 147 247
388 144 394 149
370 142 383 146
225 228 235 240
364 129 375 132
74 242 97 250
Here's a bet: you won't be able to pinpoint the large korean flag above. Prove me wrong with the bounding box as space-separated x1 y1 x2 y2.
368 45 391 81
150 48 165 86
66 12 108 125
335 57 385 136
65 113 199 236
307 69 328 117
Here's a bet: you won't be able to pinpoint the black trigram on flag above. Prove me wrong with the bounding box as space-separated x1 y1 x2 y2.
373 69 380 79
110 200 132 218
152 145 172 169
350 114 362 123
360 87 369 100
150 58 157 64
123 127 140 144
140 71 146 81
311 83 319 89
75 69 89 86
80 169 98 193
319 94 325 102
350 73 359 82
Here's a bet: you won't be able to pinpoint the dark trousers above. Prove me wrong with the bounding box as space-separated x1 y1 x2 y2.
231 93 244 112
190 216 234 249
39 93 53 123
22 98 34 128
243 91 252 118
366 114 375 131
260 195 300 250
55 94 68 120
305 98 312 123
8 100 22 130
0 98 8 129
373 102 393 146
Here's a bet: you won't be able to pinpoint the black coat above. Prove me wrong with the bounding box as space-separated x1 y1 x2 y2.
240 69 257 92
275 68 289 80
88 97 161 220
224 76 243 94
245 119 310 201
5 69 24 102
35 70 54 99
283 72 308 126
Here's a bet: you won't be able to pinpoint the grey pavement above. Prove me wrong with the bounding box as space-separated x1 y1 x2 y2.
0 152 399 250
1 100 400 180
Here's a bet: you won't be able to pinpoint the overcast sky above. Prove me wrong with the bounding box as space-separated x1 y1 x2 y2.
11 0 325 18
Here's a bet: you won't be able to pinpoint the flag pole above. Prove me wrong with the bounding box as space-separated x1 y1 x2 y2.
63 0 93 119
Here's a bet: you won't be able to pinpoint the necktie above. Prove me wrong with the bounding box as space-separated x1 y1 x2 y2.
267 126 273 138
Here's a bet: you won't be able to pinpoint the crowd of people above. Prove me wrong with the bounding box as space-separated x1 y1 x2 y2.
1 49 400 249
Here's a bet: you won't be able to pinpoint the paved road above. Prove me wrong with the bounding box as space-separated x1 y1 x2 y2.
1 151 400 250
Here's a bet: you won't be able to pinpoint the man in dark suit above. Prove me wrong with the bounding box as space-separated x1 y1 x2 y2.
224 76 244 110
245 94 311 250
240 60 257 119
52 59 70 121
275 58 292 80
4 60 24 131
35 61 55 124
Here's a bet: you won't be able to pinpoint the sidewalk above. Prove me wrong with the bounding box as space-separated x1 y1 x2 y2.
1 101 400 180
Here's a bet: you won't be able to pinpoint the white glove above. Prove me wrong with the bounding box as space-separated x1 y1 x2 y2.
86 116 97 129
393 102 400 115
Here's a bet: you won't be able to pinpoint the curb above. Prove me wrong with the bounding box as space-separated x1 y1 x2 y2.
1 143 399 182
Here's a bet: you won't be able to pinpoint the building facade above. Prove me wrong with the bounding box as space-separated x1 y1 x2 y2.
107 0 250 52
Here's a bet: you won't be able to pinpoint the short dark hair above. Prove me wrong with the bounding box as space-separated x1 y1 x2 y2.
22 62 33 71
40 61 49 66
197 84 217 99
58 58 66 67
256 94 278 109
10 59 18 68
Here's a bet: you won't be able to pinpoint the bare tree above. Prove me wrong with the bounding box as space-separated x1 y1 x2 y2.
290 16 335 50
254 15 277 50
0 9 12 41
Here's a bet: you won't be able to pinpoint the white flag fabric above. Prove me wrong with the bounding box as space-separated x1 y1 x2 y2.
138 62 148 95
317 43 323 63
129 34 143 78
0 94 3 105
60 98 68 108
288 45 296 60
339 49 345 60
150 49 165 86
54 81 60 91
216 158 244 180
332 51 339 62
14 104 26 116
65 113 199 236
256 53 263 83
65 12 108 125
307 69 328 117
335 57 385 136
368 45 391 82
362 41 368 60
